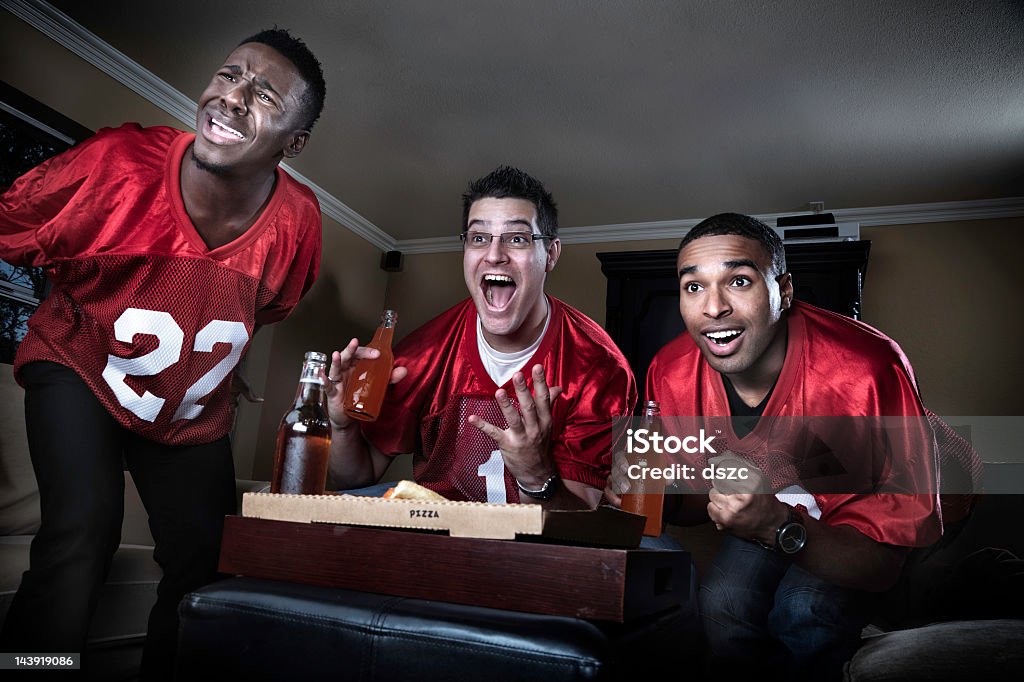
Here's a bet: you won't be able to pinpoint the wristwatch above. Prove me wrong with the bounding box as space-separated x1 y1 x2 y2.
516 473 560 501
758 507 807 555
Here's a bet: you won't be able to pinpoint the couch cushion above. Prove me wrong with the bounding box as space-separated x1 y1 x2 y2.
846 619 1024 681
0 364 38 535
178 577 699 681
0 535 161 643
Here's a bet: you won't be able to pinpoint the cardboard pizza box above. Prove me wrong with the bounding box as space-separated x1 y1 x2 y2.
241 492 645 547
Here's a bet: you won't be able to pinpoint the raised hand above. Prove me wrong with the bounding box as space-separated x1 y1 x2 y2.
321 338 407 430
468 364 563 488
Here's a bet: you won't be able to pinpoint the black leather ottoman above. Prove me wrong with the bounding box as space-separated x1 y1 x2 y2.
176 577 700 681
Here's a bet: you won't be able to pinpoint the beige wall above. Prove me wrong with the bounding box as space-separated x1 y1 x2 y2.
0 14 181 131
859 218 1024 416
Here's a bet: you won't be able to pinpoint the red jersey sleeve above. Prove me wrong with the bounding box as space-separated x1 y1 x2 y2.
0 132 106 267
253 181 322 326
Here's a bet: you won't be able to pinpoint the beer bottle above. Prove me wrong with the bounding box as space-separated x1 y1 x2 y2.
271 351 332 495
620 400 666 537
343 309 397 422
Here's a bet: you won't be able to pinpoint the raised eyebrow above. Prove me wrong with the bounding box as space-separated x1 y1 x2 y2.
678 258 759 280
723 259 759 271
466 219 533 230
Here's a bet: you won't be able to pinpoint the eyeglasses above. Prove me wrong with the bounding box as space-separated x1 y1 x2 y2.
460 231 553 250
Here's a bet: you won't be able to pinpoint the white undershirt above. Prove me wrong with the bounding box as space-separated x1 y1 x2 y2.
476 301 551 387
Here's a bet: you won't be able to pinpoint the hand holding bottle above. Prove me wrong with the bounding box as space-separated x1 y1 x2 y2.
323 337 408 430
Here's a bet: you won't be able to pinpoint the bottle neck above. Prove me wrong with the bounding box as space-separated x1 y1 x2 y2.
294 362 327 405
370 324 394 349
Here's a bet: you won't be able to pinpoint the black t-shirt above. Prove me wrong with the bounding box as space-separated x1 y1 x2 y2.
722 376 774 439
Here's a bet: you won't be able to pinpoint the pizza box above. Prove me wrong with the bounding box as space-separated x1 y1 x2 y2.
241 492 645 547
219 515 690 621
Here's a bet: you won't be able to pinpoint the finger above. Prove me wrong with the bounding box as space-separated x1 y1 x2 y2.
468 414 506 443
511 372 538 430
530 365 556 430
494 388 524 431
390 365 409 385
604 486 622 508
530 365 550 404
353 346 382 360
319 367 337 396
335 338 360 366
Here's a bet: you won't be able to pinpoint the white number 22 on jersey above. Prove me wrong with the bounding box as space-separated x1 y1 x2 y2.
101 307 249 423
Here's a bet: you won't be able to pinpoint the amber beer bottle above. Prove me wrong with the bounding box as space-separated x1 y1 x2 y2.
271 351 332 495
620 400 666 537
343 309 397 421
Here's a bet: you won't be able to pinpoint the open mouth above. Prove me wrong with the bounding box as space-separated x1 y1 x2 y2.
206 115 246 143
482 274 516 309
703 328 743 352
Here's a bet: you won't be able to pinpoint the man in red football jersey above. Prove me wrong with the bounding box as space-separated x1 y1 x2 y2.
605 213 941 680
325 167 636 509
0 29 325 678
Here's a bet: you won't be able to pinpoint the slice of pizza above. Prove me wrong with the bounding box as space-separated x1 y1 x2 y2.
382 480 448 502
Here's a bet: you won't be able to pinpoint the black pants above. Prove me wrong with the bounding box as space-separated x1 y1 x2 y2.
0 362 237 680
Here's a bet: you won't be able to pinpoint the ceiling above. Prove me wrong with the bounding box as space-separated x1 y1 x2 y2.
27 0 1024 246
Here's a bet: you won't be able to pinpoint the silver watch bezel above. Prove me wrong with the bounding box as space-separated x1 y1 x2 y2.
776 509 807 555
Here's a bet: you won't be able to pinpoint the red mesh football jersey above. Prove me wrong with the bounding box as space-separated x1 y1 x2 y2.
647 301 941 548
361 297 637 502
1 124 321 445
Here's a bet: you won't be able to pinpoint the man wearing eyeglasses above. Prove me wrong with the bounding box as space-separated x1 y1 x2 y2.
325 166 636 508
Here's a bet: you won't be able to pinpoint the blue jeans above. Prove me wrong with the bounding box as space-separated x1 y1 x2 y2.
699 534 873 681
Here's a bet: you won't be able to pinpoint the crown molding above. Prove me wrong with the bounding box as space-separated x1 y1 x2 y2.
396 197 1024 254
6 0 1022 257
2 0 396 252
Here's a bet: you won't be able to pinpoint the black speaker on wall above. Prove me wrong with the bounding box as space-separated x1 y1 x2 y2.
380 250 404 272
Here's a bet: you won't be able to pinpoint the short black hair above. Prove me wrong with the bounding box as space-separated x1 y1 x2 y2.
462 166 559 238
679 212 787 277
239 28 326 130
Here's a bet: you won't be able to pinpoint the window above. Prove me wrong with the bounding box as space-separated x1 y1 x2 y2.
0 81 92 363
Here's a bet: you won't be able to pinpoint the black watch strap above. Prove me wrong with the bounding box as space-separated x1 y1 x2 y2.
516 474 559 501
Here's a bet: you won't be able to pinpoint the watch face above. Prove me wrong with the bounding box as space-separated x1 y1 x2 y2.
778 523 807 554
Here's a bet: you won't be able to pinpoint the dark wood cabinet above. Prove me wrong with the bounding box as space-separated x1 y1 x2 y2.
598 240 871 399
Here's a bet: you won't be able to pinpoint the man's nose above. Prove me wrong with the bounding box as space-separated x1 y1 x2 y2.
483 237 509 263
703 286 732 319
222 81 250 115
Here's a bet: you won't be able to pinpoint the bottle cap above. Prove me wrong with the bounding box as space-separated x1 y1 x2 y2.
381 309 398 327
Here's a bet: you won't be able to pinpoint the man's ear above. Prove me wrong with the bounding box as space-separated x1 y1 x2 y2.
545 238 561 273
778 272 794 309
283 130 310 158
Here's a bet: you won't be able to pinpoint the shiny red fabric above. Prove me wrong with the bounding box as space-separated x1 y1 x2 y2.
1 124 321 445
361 296 637 502
647 301 941 548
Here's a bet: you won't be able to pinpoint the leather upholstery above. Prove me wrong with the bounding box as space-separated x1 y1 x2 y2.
177 577 698 681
